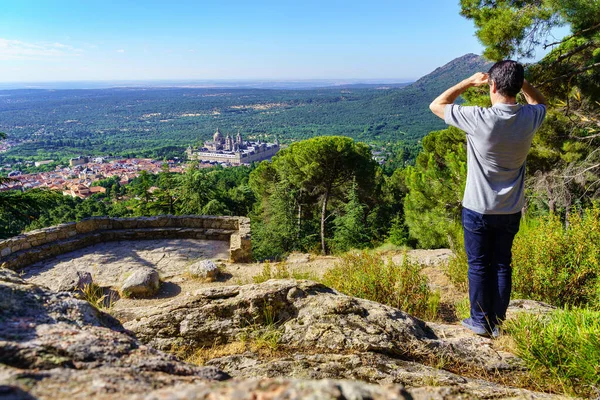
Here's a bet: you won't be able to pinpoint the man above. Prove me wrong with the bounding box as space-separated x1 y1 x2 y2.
429 60 546 337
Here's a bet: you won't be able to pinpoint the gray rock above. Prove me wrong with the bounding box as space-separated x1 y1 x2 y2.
135 377 563 400
207 352 468 386
188 259 220 281
121 268 160 298
206 352 558 399
136 378 412 400
507 299 557 317
121 280 520 372
55 270 93 292
0 268 230 400
286 252 311 264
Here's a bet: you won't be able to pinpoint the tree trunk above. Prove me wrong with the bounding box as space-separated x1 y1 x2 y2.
297 203 302 240
320 187 330 255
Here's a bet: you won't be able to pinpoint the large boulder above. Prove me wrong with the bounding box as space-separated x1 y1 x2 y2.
121 268 160 298
0 269 229 399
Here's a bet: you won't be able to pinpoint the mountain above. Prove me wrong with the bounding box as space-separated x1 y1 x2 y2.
369 53 493 138
410 53 494 97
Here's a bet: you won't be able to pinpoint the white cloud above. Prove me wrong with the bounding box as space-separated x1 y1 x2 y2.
116 49 125 53
0 38 83 60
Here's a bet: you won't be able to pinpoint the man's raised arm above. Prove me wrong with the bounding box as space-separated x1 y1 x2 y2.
521 79 547 106
429 72 489 119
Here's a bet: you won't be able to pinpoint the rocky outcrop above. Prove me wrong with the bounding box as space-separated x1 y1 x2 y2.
0 269 229 399
0 269 566 399
134 379 416 400
121 280 522 372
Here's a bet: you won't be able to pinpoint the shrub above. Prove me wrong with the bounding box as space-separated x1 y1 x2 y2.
444 232 469 292
504 308 600 397
322 251 439 320
512 207 600 307
444 206 600 308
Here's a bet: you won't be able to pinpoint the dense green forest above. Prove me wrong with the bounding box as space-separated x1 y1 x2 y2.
0 54 490 165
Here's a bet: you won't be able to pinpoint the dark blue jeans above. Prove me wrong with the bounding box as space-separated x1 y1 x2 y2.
462 207 521 331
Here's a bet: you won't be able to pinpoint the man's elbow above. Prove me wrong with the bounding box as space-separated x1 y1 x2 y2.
429 102 445 119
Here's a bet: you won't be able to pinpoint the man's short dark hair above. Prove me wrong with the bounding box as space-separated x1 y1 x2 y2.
488 60 524 98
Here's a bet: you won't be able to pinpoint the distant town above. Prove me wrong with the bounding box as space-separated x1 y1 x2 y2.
0 157 189 198
1 129 283 198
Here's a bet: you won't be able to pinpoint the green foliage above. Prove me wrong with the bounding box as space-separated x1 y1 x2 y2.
404 127 467 248
0 189 66 238
250 178 302 260
250 136 380 257
322 251 439 320
444 234 469 293
460 0 558 60
512 207 600 307
79 283 114 311
331 180 370 253
504 308 600 397
387 214 410 247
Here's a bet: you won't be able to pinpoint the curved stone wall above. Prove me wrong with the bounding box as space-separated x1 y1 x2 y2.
0 215 251 271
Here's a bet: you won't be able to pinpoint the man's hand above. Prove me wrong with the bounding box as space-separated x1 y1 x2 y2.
469 72 489 87
429 72 486 119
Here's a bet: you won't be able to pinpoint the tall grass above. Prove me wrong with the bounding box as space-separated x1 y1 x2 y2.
504 308 600 397
322 251 439 320
252 261 318 283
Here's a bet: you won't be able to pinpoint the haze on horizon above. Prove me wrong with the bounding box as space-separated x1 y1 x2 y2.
0 1 567 86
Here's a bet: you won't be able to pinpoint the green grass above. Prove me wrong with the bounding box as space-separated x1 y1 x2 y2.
454 296 470 321
504 308 600 397
322 250 440 321
252 261 318 283
79 283 114 311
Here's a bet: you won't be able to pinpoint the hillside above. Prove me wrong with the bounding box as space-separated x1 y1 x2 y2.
0 54 490 164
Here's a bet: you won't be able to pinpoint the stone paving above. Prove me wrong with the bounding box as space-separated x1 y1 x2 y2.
22 239 230 291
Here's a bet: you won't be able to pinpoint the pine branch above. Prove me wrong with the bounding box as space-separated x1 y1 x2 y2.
540 62 600 86
544 22 600 49
549 41 597 67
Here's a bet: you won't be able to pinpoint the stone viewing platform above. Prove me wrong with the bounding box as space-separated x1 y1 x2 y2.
0 215 251 270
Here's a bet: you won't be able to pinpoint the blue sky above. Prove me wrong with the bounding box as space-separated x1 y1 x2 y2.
0 1 563 82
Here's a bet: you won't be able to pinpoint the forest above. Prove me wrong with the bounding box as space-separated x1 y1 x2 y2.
0 53 489 166
1 1 600 395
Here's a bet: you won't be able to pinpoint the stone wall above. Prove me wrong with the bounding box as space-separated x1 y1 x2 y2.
0 215 252 271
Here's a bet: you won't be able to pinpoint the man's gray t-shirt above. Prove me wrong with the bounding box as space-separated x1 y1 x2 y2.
445 102 546 214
